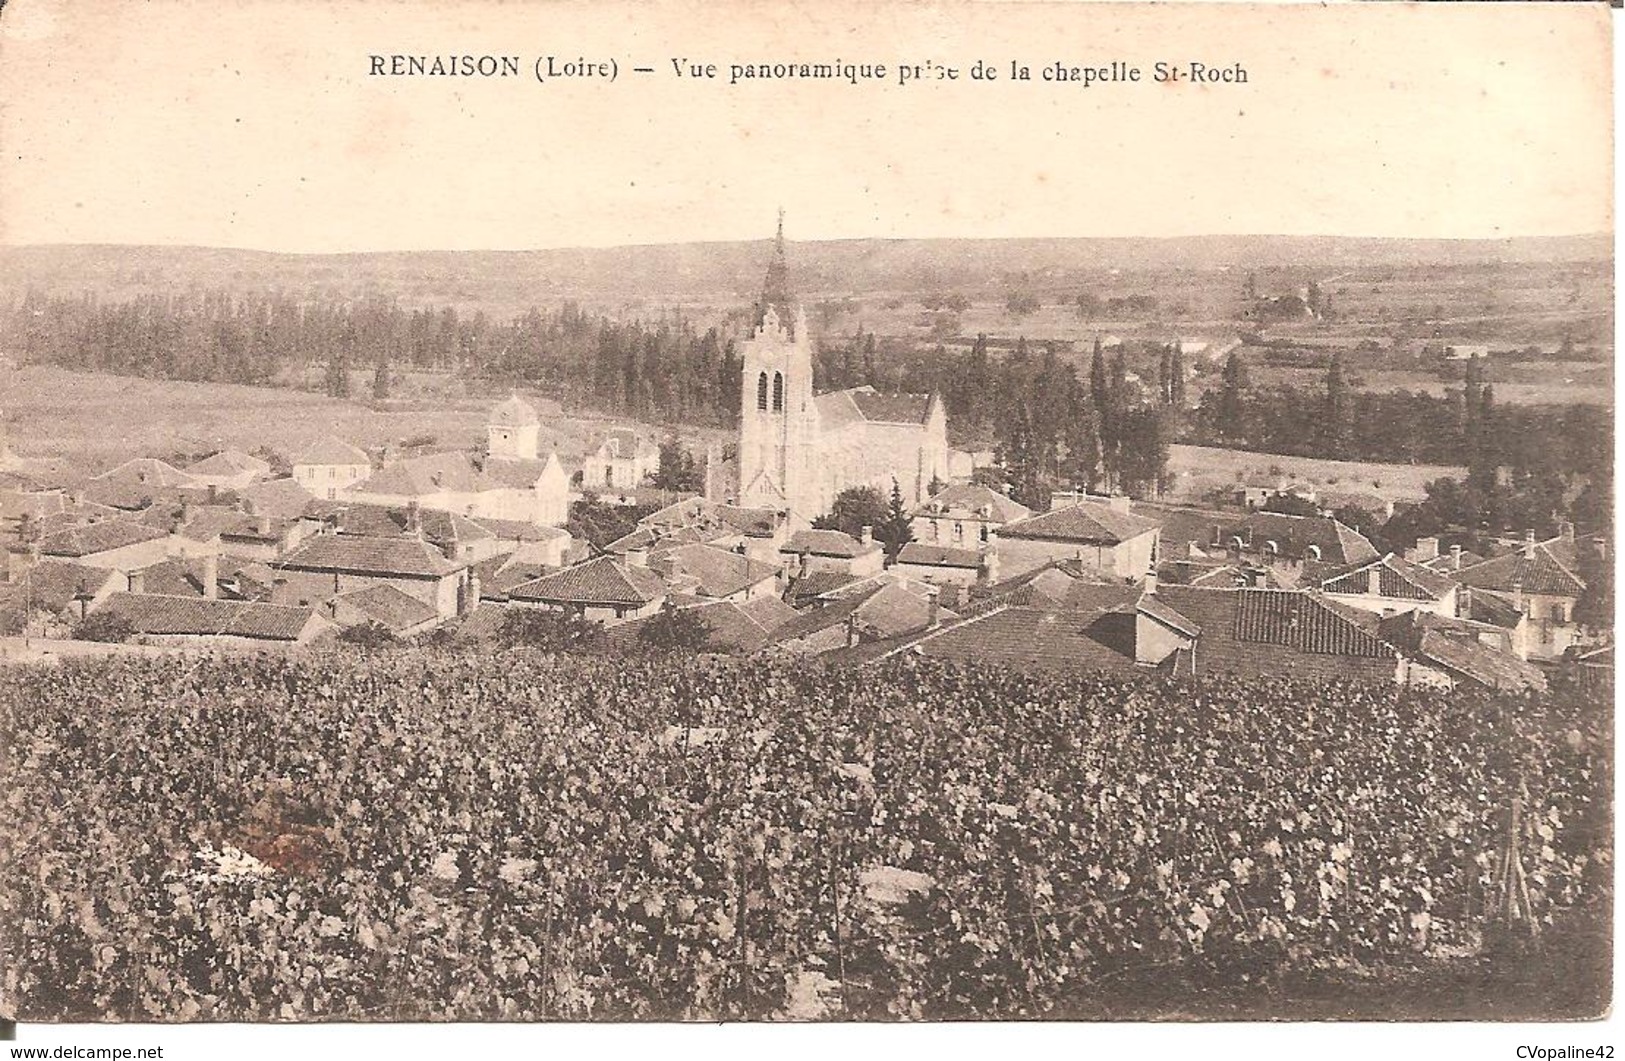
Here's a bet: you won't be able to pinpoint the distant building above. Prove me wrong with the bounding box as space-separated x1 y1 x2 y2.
506 555 668 624
293 437 372 499
38 521 172 571
1211 511 1379 571
647 542 780 604
273 533 473 620
910 483 1031 548
92 592 335 647
1315 553 1460 619
184 449 272 491
780 528 885 579
996 498 1162 581
581 429 659 491
1453 531 1588 659
892 543 988 587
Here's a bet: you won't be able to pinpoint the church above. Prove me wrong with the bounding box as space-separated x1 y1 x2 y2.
735 221 949 519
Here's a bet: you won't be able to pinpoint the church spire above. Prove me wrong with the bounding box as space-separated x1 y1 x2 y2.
756 209 794 332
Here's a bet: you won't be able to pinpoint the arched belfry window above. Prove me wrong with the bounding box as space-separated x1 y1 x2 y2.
772 372 784 412
757 372 769 411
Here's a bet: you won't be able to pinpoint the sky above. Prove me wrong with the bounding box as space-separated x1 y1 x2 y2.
0 0 1613 251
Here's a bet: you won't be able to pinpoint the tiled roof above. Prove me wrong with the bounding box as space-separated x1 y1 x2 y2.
92 458 194 488
812 390 865 431
1220 512 1379 566
896 543 984 569
333 583 439 633
294 436 371 467
972 561 1124 612
40 520 168 558
737 594 798 632
1455 544 1585 597
849 389 934 424
912 483 1031 524
1376 611 1546 693
783 529 879 558
1137 594 1201 637
1462 589 1525 630
509 556 666 607
468 516 571 543
240 478 318 520
1156 586 1394 668
609 599 774 655
186 449 270 478
277 534 463 578
0 489 66 522
97 592 319 641
787 570 859 605
714 504 782 538
352 451 485 497
904 606 1139 675
1422 549 1486 574
999 501 1161 545
479 455 563 489
649 543 778 599
303 500 494 546
8 560 119 611
769 590 876 645
1319 553 1459 602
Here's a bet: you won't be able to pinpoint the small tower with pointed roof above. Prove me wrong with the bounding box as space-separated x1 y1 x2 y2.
488 394 541 461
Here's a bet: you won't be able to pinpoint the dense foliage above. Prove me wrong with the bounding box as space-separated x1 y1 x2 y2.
2 652 1608 1021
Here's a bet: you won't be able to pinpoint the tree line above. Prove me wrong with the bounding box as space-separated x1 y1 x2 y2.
4 289 748 428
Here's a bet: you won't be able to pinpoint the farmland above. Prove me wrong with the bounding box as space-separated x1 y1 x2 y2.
1164 445 1462 505
0 363 720 474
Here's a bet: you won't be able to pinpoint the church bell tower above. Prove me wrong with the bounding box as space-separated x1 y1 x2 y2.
737 212 818 514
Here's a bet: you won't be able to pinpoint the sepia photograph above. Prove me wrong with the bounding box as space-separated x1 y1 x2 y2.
0 0 1615 1055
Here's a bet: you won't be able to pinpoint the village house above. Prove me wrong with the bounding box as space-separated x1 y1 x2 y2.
995 498 1162 581
909 483 1031 548
631 497 800 565
1453 531 1588 659
293 437 373 499
506 555 668 624
301 499 506 565
646 542 780 604
580 429 660 491
340 399 569 526
79 458 197 512
271 533 474 621
892 543 989 587
1315 553 1460 619
780 528 885 579
1211 511 1379 574
0 558 123 636
91 592 336 648
38 521 174 571
327 583 443 638
184 449 272 491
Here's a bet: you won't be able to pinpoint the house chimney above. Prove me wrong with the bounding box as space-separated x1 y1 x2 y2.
206 484 219 504
1144 564 1158 594
926 587 940 629
1108 495 1131 514
1367 566 1382 597
845 609 858 648
243 498 257 517
1409 536 1439 563
202 553 219 599
626 546 649 568
466 570 481 613
1522 529 1537 559
860 525 874 546
1558 520 1575 542
127 569 145 594
408 500 423 538
1450 544 1463 571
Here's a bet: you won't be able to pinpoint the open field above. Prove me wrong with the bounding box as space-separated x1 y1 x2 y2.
1 365 724 473
1166 444 1463 504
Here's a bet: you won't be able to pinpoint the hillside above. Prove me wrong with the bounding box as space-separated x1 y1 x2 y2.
0 234 1610 314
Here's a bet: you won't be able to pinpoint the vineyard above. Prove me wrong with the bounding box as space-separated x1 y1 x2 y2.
1 651 1611 1021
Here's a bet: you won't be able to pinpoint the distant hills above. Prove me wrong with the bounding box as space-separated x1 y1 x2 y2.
0 234 1609 311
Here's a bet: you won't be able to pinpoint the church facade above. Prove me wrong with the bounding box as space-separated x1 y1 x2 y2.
736 225 949 519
